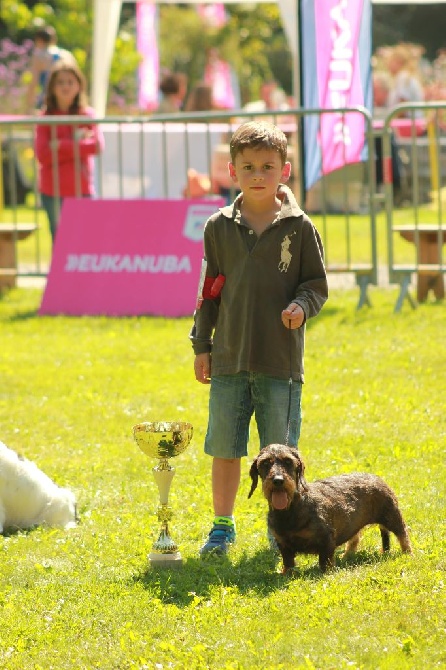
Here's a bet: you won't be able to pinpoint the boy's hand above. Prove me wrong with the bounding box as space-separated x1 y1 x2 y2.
194 353 211 384
281 303 305 329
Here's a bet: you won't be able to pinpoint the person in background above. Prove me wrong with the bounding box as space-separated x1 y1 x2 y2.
26 25 76 113
243 79 290 114
34 60 104 244
156 71 188 114
190 121 328 557
373 70 393 120
184 83 215 113
386 44 425 118
372 70 404 200
182 82 231 198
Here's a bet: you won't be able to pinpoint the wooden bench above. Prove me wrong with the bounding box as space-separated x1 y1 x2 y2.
0 223 38 289
392 224 446 310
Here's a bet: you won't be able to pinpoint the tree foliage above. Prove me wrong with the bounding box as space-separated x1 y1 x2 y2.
159 3 290 104
1 1 445 113
0 0 290 109
0 0 140 98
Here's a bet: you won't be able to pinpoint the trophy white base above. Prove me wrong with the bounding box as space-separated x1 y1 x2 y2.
148 551 183 567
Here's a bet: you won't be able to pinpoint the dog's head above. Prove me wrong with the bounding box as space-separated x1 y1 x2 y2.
248 444 308 510
44 488 78 529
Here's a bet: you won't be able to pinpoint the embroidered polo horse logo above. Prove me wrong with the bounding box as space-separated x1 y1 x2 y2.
278 231 296 273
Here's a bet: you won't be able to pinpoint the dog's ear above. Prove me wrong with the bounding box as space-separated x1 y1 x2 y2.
295 454 309 492
248 457 259 498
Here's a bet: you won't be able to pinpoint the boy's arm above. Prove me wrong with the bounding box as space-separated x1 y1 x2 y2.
194 352 211 385
288 218 328 324
189 290 219 355
281 302 305 329
189 217 221 375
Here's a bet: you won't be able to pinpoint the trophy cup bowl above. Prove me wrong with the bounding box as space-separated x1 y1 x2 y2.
132 421 193 567
133 421 193 459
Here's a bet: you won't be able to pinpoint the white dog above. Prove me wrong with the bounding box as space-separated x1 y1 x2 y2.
0 441 78 533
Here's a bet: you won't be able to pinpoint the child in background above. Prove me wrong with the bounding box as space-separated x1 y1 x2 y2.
26 25 76 113
190 121 328 557
34 61 104 244
156 71 188 113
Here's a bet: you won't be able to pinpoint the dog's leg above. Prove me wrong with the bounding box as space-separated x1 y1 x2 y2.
318 535 337 572
344 532 361 555
319 551 336 572
397 531 412 554
380 525 412 554
390 524 412 554
380 527 391 552
279 546 296 574
380 506 413 554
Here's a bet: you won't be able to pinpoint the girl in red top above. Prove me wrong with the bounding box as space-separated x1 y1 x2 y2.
35 61 104 243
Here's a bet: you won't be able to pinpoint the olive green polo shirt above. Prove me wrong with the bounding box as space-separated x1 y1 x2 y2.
190 185 328 382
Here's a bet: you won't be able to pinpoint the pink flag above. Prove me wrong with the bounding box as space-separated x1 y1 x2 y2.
301 0 372 189
197 4 227 28
204 56 236 110
136 1 159 111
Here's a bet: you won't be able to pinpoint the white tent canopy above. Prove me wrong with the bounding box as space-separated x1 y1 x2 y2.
92 0 299 117
92 0 445 117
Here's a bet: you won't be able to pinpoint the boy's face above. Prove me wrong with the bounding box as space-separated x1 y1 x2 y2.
228 147 291 203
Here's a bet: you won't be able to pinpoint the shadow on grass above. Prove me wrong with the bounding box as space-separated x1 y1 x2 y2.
131 547 399 606
3 308 40 321
0 287 41 321
1 526 37 537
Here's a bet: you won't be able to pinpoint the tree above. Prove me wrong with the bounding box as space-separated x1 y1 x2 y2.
0 0 140 106
372 4 446 61
159 3 290 105
0 0 291 110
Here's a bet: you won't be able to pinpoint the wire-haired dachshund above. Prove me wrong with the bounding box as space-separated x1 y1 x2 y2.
248 444 412 573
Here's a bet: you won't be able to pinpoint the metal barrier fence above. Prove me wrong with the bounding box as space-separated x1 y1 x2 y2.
382 102 446 312
1 108 378 306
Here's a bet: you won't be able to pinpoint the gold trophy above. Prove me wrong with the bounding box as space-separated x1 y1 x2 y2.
132 421 193 567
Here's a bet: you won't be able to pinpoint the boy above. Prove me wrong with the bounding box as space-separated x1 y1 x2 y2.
190 121 328 556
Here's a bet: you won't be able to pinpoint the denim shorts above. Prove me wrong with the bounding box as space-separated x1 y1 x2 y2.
204 372 302 459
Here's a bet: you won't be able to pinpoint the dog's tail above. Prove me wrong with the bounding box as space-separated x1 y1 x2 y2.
248 457 259 498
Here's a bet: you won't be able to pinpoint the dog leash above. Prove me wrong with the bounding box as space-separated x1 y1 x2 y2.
284 319 293 447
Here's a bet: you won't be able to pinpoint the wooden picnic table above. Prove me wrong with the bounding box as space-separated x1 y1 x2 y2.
393 224 445 302
0 223 38 289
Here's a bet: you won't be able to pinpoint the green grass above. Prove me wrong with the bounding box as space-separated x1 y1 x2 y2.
0 287 445 669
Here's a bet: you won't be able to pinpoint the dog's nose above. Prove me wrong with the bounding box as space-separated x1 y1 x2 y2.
272 475 284 488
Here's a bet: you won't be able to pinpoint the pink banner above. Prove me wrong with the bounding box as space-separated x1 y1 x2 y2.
204 57 236 110
136 1 159 111
39 198 224 317
197 4 227 28
315 0 366 175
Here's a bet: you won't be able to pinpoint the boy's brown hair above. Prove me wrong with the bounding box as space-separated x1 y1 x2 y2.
229 121 288 165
